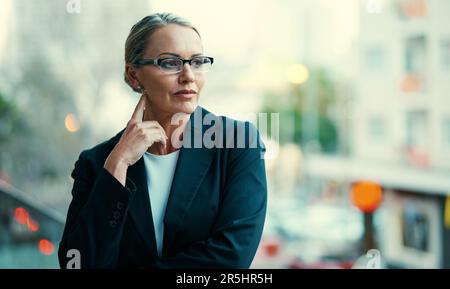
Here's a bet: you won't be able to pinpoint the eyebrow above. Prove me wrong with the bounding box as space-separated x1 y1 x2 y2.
157 52 203 58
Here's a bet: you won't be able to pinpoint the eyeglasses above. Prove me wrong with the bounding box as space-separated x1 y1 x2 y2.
133 56 214 74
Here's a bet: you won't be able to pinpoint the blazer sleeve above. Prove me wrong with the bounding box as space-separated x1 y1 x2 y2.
154 135 268 269
58 151 137 269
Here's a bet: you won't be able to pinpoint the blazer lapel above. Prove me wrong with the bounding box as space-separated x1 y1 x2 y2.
126 157 158 257
162 106 215 256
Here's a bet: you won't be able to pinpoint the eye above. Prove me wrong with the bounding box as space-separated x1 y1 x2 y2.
191 57 208 68
160 58 181 70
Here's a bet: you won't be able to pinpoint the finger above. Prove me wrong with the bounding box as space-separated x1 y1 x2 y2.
148 133 166 148
137 122 168 140
144 128 168 146
142 121 168 140
156 130 167 146
142 120 166 131
141 120 164 130
158 134 167 147
130 94 146 122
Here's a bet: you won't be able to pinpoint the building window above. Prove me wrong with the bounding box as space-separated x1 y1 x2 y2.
443 119 450 148
402 35 427 92
405 36 426 74
364 47 386 72
402 201 430 252
368 116 386 142
406 110 428 148
441 40 450 71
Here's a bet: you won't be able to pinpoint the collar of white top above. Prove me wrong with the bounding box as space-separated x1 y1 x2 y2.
144 150 180 159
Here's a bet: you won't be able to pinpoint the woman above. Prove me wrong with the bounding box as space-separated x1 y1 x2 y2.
58 12 267 269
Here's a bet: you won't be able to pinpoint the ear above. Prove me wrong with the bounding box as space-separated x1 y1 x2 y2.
125 63 140 88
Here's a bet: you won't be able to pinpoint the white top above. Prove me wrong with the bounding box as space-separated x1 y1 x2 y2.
143 150 180 257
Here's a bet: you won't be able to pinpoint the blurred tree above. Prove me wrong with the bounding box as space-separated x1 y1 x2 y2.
0 91 20 143
261 67 338 153
0 90 28 183
1 0 150 211
0 1 87 204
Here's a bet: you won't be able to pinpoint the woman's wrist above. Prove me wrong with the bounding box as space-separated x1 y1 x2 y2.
104 152 129 186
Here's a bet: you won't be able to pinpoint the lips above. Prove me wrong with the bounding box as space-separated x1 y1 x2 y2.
174 89 196 99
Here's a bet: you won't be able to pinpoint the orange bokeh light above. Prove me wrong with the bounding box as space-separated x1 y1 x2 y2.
350 181 383 213
14 207 29 224
38 239 55 255
27 218 40 232
14 207 40 232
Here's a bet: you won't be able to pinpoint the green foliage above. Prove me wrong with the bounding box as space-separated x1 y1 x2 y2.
0 92 26 143
261 67 338 153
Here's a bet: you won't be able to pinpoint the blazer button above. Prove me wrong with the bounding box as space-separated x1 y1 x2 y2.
116 202 124 210
109 220 117 228
113 211 121 220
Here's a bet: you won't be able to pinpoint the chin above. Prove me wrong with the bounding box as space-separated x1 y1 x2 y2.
173 100 198 114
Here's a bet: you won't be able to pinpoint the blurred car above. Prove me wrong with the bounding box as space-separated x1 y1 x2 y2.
252 199 365 269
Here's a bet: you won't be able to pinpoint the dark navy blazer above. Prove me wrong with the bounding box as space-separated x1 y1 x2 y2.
58 106 267 269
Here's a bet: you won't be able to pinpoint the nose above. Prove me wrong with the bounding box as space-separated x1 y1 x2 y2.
179 63 195 83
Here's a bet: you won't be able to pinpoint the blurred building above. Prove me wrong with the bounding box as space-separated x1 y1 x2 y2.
351 0 450 269
301 0 450 269
354 0 450 170
304 153 450 268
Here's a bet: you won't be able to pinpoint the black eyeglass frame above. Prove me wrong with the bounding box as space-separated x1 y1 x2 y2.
133 56 214 70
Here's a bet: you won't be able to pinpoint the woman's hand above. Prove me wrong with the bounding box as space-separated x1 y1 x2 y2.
104 94 168 186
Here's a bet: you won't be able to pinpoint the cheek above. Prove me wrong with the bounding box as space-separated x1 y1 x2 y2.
147 77 173 94
196 76 205 91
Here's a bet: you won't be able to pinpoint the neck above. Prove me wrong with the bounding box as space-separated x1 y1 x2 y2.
143 107 190 155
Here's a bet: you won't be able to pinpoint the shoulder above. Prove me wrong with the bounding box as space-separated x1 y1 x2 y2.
197 106 265 151
72 129 125 180
194 107 266 167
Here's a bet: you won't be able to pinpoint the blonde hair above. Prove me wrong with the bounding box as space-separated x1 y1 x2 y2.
124 12 201 92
